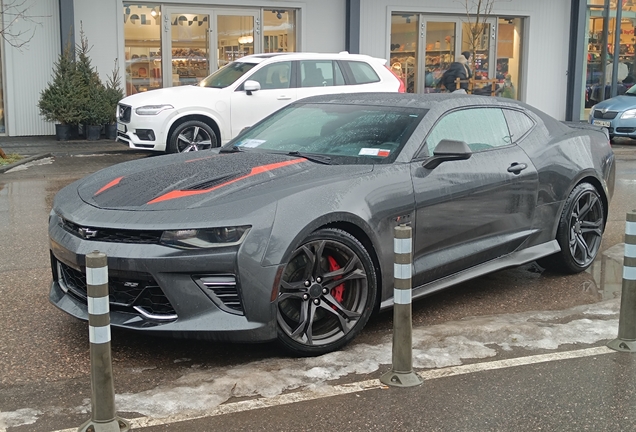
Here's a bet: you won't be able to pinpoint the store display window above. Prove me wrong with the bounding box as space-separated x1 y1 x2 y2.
263 9 297 53
123 4 162 95
390 13 419 93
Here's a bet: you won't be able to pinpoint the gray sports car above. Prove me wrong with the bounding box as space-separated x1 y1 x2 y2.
49 93 615 356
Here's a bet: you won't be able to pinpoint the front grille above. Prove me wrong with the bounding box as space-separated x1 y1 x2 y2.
118 104 132 123
57 261 177 320
62 218 162 244
616 127 636 133
593 110 618 119
195 274 244 315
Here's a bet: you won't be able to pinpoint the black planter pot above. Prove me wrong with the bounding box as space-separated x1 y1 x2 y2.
55 123 71 141
69 124 80 140
86 124 102 141
104 123 117 140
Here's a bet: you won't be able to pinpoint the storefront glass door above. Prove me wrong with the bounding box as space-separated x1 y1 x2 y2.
390 13 420 93
214 10 261 70
168 10 211 86
423 20 458 93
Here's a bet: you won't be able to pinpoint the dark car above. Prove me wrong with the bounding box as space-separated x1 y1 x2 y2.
49 93 615 356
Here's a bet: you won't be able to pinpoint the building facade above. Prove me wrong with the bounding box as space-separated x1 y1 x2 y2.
0 0 617 136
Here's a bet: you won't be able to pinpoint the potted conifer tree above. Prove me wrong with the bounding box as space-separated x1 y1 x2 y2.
103 60 124 140
38 42 85 140
76 28 107 140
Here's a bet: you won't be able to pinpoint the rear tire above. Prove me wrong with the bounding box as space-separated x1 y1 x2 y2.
537 182 605 273
167 120 218 153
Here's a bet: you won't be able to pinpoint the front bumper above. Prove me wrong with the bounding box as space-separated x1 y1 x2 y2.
590 112 636 138
116 105 170 152
48 219 279 343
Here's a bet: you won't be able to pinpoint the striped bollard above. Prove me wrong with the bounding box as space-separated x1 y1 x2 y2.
608 211 636 353
78 251 130 432
380 225 423 387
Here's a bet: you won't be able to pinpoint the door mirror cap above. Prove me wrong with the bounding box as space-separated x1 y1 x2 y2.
244 80 261 95
423 139 472 169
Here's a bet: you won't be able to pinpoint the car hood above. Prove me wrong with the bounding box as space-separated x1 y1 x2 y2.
120 85 223 107
77 152 373 211
592 94 636 112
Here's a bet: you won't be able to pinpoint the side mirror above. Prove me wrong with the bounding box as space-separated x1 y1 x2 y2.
244 80 261 96
422 139 472 169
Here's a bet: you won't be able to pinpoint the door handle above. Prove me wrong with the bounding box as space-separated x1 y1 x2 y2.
507 162 527 174
277 96 292 100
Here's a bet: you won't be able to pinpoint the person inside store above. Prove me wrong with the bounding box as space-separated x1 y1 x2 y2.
605 54 629 84
441 52 471 92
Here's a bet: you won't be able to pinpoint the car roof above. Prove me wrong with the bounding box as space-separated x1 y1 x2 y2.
237 51 387 65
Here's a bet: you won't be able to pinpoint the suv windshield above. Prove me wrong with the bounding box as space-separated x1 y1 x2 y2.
199 62 257 88
225 103 427 164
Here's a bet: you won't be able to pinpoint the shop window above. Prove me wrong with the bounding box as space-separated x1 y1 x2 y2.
123 4 162 95
495 17 523 101
263 9 297 53
390 13 419 93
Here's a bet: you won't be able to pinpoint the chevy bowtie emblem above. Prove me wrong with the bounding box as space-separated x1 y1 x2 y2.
78 227 98 239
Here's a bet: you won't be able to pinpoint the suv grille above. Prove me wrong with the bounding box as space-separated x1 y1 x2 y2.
593 110 618 119
118 104 132 123
62 218 162 244
57 261 177 320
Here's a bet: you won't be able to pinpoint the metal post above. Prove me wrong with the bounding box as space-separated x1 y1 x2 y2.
380 225 422 387
78 251 130 432
608 211 636 353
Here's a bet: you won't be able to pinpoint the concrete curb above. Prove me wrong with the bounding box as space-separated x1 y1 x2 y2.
0 152 52 174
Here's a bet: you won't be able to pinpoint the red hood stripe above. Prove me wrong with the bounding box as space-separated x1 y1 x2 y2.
95 177 123 196
147 158 305 205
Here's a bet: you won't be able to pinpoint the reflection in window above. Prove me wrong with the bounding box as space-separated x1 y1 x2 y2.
249 62 292 89
263 9 297 53
425 108 510 155
123 4 162 95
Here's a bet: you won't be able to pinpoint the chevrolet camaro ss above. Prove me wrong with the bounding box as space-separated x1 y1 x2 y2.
49 93 615 356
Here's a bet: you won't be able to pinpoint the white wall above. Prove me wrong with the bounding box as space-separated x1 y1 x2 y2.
4 0 60 136
358 0 572 120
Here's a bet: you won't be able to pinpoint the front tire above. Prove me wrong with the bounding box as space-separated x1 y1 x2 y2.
538 182 605 273
167 120 218 153
276 228 377 356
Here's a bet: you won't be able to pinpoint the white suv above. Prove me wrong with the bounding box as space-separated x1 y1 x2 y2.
116 52 404 153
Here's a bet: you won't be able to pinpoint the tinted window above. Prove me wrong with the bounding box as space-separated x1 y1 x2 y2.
423 108 511 156
300 61 345 87
228 103 426 164
345 61 381 84
502 109 535 143
199 62 256 88
246 61 292 89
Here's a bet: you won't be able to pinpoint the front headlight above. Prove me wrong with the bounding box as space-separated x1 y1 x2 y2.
160 226 251 249
135 104 174 116
588 105 596 122
621 109 636 119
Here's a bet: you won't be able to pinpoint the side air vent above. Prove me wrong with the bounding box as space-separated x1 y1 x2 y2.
195 274 244 315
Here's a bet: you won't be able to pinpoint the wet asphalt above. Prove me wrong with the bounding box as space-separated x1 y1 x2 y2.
1 136 636 431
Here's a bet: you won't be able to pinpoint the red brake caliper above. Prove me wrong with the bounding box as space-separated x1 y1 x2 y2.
327 256 344 304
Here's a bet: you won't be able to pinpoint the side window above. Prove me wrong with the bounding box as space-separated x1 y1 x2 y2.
344 61 381 84
502 109 535 143
300 61 344 87
246 61 292 90
423 108 511 156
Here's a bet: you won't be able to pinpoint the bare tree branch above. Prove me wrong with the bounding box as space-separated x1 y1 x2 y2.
1 0 46 50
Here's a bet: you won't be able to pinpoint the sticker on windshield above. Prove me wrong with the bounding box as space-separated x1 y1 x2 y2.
238 139 266 148
359 148 391 157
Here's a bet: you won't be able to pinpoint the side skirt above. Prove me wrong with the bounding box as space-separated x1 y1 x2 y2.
379 240 561 310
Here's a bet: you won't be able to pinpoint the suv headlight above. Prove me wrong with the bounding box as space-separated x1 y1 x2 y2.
160 226 251 249
621 109 636 119
135 104 174 115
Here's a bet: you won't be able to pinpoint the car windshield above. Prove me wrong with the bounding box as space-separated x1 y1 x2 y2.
626 85 636 96
198 62 257 88
225 103 427 164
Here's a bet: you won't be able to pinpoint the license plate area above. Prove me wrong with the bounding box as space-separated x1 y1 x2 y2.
592 119 611 127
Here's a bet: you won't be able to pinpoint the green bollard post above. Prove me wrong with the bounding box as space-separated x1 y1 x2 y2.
608 211 636 352
380 225 423 387
78 251 130 432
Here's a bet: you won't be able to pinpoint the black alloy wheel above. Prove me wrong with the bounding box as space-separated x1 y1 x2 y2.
277 228 377 356
539 182 605 273
168 120 218 153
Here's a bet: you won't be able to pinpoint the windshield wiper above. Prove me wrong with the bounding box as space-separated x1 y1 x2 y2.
219 145 244 153
287 151 332 165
